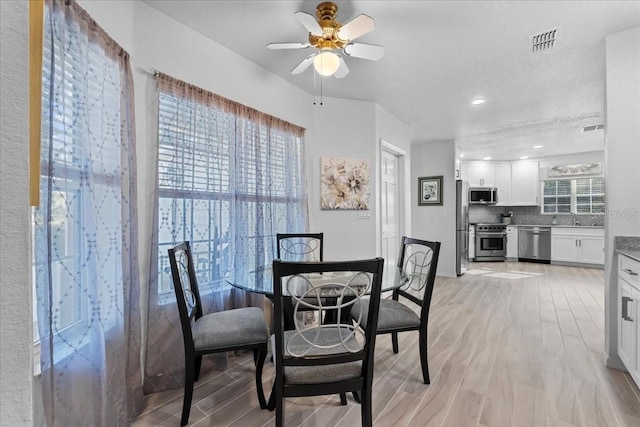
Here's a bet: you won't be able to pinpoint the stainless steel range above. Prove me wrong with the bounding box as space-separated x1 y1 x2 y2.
475 223 507 262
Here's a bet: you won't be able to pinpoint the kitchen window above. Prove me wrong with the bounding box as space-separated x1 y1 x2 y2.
542 177 605 214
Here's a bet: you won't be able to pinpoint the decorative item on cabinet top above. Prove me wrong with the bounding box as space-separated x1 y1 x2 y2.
548 163 602 177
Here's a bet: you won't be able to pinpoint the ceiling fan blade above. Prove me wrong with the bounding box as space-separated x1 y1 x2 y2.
267 42 310 50
295 11 323 36
291 54 316 75
334 56 350 79
336 14 375 41
343 43 384 61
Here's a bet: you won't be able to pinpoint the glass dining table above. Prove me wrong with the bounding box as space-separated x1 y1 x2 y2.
227 261 409 329
227 261 408 297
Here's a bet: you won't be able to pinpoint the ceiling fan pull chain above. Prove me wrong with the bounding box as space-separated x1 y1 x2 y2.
313 67 317 105
320 69 324 105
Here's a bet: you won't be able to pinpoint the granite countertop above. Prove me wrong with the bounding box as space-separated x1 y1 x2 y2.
508 224 603 229
473 223 604 229
617 249 640 263
615 236 640 262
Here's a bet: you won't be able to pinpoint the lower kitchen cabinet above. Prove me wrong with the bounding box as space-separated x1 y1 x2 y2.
618 253 640 387
551 227 604 266
506 225 518 259
469 226 475 261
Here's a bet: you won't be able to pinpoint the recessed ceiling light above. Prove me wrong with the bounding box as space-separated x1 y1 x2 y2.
483 157 491 160
533 145 543 149
520 156 529 160
459 154 464 158
471 98 486 106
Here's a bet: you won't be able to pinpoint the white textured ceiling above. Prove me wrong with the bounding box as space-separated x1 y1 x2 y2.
142 0 640 160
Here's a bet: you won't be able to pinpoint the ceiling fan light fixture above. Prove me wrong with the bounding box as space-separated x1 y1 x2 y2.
313 50 340 76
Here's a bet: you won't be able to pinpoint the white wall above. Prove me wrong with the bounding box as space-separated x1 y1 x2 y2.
306 97 378 259
0 1 32 425
410 141 457 277
303 100 411 262
604 26 640 368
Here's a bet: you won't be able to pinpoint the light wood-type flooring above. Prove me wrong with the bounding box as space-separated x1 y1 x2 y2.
133 262 640 427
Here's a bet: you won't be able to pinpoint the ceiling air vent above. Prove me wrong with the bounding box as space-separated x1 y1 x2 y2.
531 28 559 52
581 124 604 132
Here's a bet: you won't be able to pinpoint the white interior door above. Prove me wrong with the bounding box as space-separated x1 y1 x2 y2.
381 149 401 265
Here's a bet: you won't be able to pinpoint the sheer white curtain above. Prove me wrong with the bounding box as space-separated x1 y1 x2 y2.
33 0 143 424
144 74 308 392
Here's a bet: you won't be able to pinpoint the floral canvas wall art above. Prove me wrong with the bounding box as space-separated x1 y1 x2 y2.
321 156 370 210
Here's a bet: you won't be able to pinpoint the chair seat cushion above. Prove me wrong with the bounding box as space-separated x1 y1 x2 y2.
272 328 363 385
352 298 421 332
192 307 268 351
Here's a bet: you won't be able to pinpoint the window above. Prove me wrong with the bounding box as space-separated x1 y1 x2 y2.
33 5 127 345
542 177 605 214
575 177 605 214
156 89 307 295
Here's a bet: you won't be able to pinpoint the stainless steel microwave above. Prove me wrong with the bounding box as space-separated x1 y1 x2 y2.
469 187 498 204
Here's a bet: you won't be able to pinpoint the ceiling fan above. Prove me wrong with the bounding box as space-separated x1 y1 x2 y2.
267 1 384 79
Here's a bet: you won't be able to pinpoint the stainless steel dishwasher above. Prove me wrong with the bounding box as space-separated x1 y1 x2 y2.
518 226 551 263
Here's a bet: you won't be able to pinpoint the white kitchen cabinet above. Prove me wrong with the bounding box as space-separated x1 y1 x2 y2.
506 225 518 259
495 163 511 206
550 234 580 263
466 162 496 187
618 254 640 387
580 236 607 264
551 227 604 265
462 160 540 206
511 161 539 205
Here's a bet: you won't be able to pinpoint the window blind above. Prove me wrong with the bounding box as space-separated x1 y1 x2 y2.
542 177 605 215
156 90 307 294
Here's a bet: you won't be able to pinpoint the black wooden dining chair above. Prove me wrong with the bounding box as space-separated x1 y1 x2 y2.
351 236 441 384
276 233 324 262
168 241 269 426
276 233 326 322
270 258 385 427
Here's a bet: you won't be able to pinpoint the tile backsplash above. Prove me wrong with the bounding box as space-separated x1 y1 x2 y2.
469 205 605 227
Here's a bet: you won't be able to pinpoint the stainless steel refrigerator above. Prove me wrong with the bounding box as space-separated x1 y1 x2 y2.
456 180 469 275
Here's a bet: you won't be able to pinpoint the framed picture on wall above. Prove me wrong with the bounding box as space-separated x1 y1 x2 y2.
418 176 443 206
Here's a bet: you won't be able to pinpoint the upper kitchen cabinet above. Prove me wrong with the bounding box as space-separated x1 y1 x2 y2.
464 162 496 187
511 161 539 205
462 160 539 206
494 163 511 206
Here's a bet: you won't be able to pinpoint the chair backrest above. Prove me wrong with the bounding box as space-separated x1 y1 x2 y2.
276 233 324 262
395 237 441 319
168 241 203 352
271 258 384 380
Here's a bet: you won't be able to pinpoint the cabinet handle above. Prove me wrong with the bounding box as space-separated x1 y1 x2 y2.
623 268 638 276
622 296 633 321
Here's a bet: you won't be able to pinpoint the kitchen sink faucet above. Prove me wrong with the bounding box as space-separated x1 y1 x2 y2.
571 212 581 226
